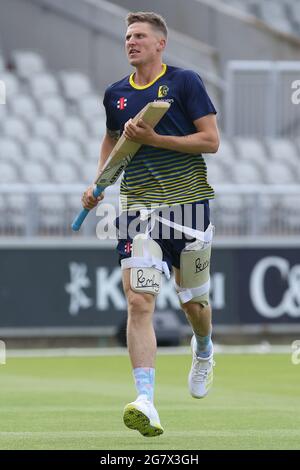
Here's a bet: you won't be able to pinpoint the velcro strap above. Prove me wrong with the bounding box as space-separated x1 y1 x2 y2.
121 256 170 279
155 216 214 243
175 279 210 303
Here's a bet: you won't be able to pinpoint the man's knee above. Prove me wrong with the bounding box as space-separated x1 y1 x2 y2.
183 301 210 318
127 290 154 318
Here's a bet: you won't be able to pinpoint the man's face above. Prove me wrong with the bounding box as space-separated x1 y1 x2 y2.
125 22 165 67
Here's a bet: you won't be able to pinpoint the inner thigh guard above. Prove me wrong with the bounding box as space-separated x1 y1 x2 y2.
121 234 170 296
178 238 212 306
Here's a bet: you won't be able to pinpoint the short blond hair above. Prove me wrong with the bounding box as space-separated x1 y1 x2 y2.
126 11 168 38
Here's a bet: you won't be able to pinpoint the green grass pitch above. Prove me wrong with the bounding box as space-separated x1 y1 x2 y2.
0 353 299 450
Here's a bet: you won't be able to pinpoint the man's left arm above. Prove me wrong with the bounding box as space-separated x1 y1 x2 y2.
123 113 220 154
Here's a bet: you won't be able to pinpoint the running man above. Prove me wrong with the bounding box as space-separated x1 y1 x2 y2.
82 11 220 437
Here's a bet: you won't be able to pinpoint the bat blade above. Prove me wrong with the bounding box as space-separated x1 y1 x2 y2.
71 101 170 231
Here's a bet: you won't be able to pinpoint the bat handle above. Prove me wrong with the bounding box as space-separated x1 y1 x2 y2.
71 185 104 232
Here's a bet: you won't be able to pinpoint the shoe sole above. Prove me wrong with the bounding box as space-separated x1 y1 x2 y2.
123 404 164 437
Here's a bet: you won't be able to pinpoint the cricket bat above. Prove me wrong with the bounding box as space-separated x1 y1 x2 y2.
71 101 170 231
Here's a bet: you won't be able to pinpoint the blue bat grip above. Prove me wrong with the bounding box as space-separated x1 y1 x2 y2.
71 186 104 231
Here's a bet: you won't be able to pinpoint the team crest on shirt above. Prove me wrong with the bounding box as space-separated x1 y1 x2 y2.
117 97 127 110
158 85 169 98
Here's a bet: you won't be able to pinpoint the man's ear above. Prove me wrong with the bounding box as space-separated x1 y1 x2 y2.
157 38 166 52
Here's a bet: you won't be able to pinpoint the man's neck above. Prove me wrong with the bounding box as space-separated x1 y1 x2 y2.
133 62 164 86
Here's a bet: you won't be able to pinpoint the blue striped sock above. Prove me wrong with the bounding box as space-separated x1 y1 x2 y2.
133 367 155 402
194 332 213 358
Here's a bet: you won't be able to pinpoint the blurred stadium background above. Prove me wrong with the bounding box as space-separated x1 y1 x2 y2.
0 0 300 452
0 0 299 349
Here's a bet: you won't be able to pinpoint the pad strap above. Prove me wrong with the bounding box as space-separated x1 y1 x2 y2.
121 256 170 279
175 279 211 303
155 217 214 243
137 209 214 243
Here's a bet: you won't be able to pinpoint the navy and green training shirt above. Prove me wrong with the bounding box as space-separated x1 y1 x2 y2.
102 63 217 210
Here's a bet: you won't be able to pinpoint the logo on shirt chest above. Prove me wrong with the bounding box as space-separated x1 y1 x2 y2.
117 97 127 110
158 85 169 98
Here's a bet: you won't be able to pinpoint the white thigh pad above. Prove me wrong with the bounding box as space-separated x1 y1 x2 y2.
121 234 170 295
176 225 213 305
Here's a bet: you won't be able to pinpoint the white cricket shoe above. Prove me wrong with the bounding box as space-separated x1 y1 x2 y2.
123 395 164 437
188 336 214 399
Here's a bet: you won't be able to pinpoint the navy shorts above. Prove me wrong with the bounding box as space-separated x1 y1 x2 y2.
115 200 210 272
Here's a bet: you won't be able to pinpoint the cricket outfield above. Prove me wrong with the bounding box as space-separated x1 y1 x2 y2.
0 353 299 450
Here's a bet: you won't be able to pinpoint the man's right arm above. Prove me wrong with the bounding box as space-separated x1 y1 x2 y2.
81 131 117 210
